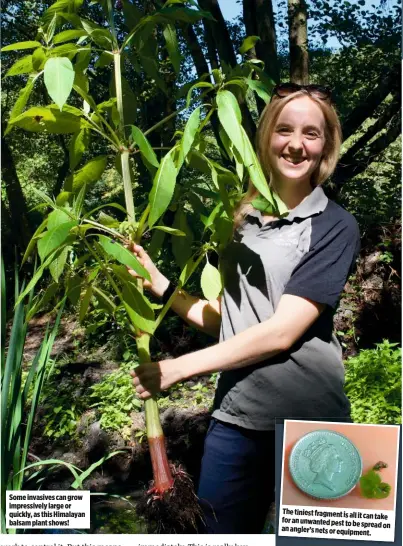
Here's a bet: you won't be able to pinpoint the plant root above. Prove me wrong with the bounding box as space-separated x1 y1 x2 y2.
136 464 204 533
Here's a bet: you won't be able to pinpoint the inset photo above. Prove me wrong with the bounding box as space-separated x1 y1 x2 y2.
278 421 400 542
281 421 399 510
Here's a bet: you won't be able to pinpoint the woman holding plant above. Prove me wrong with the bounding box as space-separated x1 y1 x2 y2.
130 84 360 533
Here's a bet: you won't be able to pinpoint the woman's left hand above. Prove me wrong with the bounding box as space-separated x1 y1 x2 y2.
130 359 185 400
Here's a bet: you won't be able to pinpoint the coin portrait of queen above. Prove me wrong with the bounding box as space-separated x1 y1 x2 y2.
303 437 343 491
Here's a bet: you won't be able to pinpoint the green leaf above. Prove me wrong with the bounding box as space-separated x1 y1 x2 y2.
80 18 113 49
21 218 48 265
122 0 143 28
187 192 209 222
201 261 222 300
70 451 124 490
47 209 72 230
251 195 277 213
148 149 178 228
5 55 33 77
9 106 81 134
163 23 181 74
72 183 87 217
217 90 287 215
66 274 83 306
159 5 214 24
148 228 165 261
239 35 260 54
172 209 193 270
217 88 242 133
26 282 59 322
1 41 42 52
97 235 151 282
37 221 77 261
214 215 233 247
48 43 79 59
15 248 65 306
53 29 88 44
179 252 205 285
139 53 168 95
178 107 200 169
246 78 271 103
122 284 155 335
69 128 90 170
131 125 159 171
251 65 276 95
75 47 92 73
239 124 287 215
224 78 248 96
79 285 93 322
150 226 185 236
56 191 72 205
186 81 214 109
97 211 119 228
65 156 107 193
95 51 114 68
49 245 70 283
84 202 127 218
44 57 75 110
5 76 36 135
97 97 117 111
32 47 47 71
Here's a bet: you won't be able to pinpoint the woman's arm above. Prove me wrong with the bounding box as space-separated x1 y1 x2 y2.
131 294 325 398
128 244 221 337
170 291 221 338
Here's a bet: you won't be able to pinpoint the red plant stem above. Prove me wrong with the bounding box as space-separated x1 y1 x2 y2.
148 436 174 493
136 334 174 493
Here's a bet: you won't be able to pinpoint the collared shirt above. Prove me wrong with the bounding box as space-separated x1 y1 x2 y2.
212 187 360 430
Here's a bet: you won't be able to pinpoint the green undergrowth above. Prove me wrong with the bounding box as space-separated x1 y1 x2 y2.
344 340 401 424
93 505 149 534
89 360 142 440
35 344 217 443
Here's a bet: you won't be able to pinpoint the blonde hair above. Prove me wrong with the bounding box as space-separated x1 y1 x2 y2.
233 91 342 228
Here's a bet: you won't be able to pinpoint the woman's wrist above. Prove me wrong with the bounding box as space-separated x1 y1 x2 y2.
153 275 170 299
174 353 205 381
161 357 188 387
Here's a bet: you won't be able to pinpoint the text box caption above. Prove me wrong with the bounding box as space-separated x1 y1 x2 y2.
6 490 90 529
278 505 395 542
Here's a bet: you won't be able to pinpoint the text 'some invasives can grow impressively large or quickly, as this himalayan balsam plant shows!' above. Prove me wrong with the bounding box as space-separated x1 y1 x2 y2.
2 0 286 530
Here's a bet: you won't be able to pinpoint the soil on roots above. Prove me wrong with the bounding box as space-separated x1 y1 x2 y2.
136 464 204 533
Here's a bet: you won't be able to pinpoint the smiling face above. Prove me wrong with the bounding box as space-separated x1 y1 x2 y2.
268 96 326 190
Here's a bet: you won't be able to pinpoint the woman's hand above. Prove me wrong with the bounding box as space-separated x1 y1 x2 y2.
130 359 185 400
128 243 170 298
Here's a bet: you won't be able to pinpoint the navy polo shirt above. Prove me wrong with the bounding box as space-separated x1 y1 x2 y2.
212 186 360 430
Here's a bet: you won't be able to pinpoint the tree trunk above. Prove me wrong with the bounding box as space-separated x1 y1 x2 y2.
178 22 231 166
288 0 309 84
198 0 257 144
1 131 32 251
198 0 237 69
243 0 279 86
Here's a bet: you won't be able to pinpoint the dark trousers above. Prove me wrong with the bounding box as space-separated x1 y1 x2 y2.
197 418 276 534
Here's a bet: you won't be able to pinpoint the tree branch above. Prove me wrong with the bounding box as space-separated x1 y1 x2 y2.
341 62 401 141
335 113 401 188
